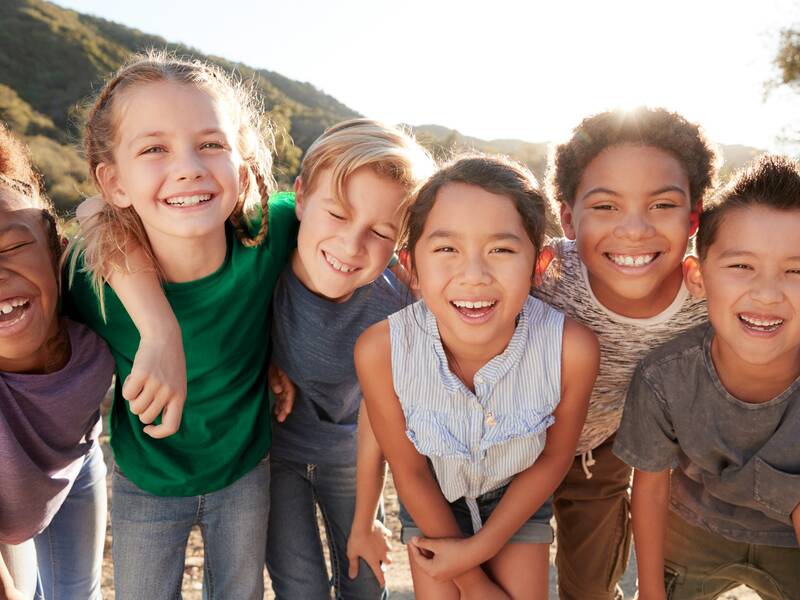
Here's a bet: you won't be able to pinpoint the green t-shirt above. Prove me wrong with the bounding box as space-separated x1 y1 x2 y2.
64 193 298 496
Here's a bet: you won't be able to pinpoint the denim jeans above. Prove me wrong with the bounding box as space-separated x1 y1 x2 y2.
0 443 106 600
266 457 386 600
111 456 270 600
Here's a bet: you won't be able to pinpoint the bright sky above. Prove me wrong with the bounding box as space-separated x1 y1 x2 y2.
56 0 799 152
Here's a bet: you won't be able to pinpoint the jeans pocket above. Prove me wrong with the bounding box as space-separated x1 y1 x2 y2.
664 561 685 600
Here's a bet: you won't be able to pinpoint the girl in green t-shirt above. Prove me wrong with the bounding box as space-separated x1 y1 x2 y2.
66 51 296 599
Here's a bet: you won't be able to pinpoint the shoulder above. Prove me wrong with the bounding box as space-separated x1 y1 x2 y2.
355 319 391 367
561 317 600 379
640 322 709 373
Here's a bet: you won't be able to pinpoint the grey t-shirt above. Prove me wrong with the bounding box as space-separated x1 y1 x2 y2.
532 238 708 453
614 323 800 548
270 265 407 466
0 320 114 544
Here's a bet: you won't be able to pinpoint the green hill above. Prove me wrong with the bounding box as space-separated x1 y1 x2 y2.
0 0 764 213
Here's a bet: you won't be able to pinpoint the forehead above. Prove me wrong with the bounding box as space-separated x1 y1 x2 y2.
578 144 689 195
310 166 407 223
114 81 237 143
710 205 800 258
425 183 528 235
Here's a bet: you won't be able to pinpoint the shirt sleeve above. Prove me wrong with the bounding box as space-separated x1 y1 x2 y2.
612 363 679 472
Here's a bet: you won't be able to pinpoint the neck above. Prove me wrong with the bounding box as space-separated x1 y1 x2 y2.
711 336 800 403
588 265 683 319
149 229 228 283
439 321 516 392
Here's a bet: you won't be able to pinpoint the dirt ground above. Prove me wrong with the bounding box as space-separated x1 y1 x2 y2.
97 439 759 599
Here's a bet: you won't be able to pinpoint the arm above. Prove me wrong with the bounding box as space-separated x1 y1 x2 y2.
792 503 800 546
76 198 186 439
354 321 499 593
413 318 599 575
631 469 670 600
346 403 392 585
0 551 24 600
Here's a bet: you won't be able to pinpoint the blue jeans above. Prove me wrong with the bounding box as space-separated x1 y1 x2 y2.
111 456 270 600
0 443 106 600
266 457 386 600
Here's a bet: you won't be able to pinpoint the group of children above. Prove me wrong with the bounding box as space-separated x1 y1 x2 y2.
0 50 798 600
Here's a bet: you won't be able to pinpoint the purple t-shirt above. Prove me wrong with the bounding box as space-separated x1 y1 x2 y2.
0 319 114 544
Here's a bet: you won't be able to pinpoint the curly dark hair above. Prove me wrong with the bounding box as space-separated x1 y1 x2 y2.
697 154 800 260
547 107 720 211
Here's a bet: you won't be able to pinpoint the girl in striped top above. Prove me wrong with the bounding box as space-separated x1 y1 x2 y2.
355 155 600 599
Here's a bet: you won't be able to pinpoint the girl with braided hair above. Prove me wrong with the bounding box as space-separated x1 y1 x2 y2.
64 51 298 599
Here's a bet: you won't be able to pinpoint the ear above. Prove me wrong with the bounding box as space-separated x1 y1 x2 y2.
560 203 577 240
688 207 700 238
294 177 304 221
533 245 555 287
682 255 706 298
95 163 131 208
398 248 419 291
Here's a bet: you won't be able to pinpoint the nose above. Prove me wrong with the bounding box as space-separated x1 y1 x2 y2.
340 225 367 258
461 251 491 285
614 209 655 241
749 271 785 305
175 150 207 182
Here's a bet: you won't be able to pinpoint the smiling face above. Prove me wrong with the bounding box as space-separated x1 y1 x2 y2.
685 205 800 373
561 144 693 318
0 190 60 373
97 81 242 257
411 182 536 359
291 166 406 302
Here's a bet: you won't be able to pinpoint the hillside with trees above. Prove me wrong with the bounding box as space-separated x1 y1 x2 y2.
1 0 763 214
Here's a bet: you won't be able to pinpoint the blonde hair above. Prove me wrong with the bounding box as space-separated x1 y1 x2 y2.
299 118 434 221
69 50 276 311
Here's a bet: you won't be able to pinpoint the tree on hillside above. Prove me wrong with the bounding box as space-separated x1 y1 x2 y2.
771 24 800 148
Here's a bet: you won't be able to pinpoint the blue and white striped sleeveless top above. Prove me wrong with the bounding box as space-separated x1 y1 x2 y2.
388 295 564 532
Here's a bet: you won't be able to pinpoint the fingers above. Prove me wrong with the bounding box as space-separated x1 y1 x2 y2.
143 398 184 439
122 369 147 402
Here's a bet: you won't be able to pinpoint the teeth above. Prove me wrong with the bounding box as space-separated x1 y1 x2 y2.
739 315 783 328
165 194 212 206
452 300 495 309
0 298 28 314
607 253 658 267
324 252 357 273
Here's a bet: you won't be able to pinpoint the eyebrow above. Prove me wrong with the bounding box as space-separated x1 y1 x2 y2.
0 223 33 236
128 128 227 146
425 230 523 242
580 185 688 202
717 249 800 261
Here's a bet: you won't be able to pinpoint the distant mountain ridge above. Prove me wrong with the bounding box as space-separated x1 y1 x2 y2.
0 0 762 211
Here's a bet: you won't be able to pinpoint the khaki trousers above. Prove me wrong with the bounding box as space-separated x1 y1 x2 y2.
664 512 800 600
554 434 633 600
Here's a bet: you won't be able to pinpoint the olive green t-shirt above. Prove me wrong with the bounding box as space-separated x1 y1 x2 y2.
64 193 298 496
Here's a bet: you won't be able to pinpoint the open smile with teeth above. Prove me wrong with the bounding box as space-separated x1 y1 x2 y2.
605 252 659 267
451 299 497 318
738 313 784 333
164 194 213 207
0 297 30 324
324 251 359 273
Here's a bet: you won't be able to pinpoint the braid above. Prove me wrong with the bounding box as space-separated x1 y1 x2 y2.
233 164 271 248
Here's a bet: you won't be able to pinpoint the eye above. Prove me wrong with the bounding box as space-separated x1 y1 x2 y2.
0 241 33 254
590 203 616 211
433 246 456 253
139 146 165 155
787 268 800 275
200 141 226 150
328 211 346 221
489 247 514 254
371 229 393 241
726 263 752 271
652 201 678 209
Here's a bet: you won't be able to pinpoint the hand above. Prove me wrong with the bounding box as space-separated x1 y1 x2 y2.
346 519 393 586
269 363 296 423
0 585 26 600
408 536 481 582
124 332 187 439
